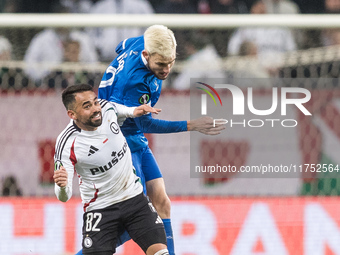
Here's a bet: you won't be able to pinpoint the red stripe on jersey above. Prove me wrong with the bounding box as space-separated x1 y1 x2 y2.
83 189 99 212
103 138 108 143
78 174 82 186
70 139 77 167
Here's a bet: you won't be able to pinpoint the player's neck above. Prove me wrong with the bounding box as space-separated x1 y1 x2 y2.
73 120 98 132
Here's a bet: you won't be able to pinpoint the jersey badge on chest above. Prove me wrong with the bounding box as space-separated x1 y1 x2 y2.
139 93 150 104
110 122 119 134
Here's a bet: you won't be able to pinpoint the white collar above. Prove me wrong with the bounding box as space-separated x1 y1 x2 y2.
141 53 148 67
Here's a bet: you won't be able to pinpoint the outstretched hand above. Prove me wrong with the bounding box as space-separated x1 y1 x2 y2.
188 116 226 135
133 104 161 117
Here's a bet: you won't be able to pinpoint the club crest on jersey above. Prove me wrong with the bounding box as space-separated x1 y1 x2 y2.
139 94 150 104
84 236 93 248
110 122 119 134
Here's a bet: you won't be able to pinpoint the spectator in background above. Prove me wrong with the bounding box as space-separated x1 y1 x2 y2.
147 0 163 10
238 40 257 56
296 0 329 49
156 0 199 61
3 0 93 13
24 27 98 84
60 0 93 13
0 0 15 12
293 0 323 13
208 0 248 58
3 0 60 13
316 0 340 50
2 175 22 196
152 0 200 13
172 31 227 90
208 0 248 14
0 36 12 60
0 35 30 88
86 0 154 62
317 27 340 78
227 40 272 86
322 29 340 46
228 0 296 73
59 39 81 86
155 0 198 13
23 4 98 86
324 0 340 13
261 0 302 53
318 0 340 46
172 42 227 90
63 39 81 62
262 0 300 14
0 35 18 89
0 35 12 88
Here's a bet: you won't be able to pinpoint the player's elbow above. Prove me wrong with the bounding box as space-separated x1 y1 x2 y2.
135 116 155 133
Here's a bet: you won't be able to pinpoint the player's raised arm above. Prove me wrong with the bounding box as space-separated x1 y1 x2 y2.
112 101 161 118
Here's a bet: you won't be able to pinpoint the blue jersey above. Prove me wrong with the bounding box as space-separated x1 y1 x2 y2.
99 36 187 152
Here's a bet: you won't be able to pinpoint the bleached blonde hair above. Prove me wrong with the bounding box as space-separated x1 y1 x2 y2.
144 25 177 59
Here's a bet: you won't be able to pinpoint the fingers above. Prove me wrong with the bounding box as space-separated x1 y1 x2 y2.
213 119 228 126
211 125 226 131
134 105 162 116
199 126 226 135
53 166 68 187
196 119 226 135
148 107 161 114
201 129 224 135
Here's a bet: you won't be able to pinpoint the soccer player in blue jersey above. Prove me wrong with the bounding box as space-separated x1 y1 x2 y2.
75 25 224 255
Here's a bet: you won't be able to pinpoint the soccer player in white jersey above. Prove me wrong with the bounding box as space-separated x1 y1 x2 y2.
53 84 169 255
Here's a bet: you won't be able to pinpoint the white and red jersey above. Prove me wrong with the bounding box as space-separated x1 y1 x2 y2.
54 99 143 212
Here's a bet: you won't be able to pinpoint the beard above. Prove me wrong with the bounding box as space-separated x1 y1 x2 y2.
85 111 102 128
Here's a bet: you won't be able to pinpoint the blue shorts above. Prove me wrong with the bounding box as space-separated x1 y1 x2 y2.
131 146 162 194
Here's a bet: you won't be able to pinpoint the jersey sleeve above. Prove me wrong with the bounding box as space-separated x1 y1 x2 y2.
100 100 136 126
134 114 188 133
112 102 136 118
109 101 136 126
115 36 143 55
98 64 116 101
54 132 75 202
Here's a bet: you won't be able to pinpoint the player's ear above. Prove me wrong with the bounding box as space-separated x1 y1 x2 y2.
142 50 149 60
67 110 77 120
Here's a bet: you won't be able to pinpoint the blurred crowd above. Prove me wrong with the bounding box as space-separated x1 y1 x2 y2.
0 0 330 15
0 0 339 89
